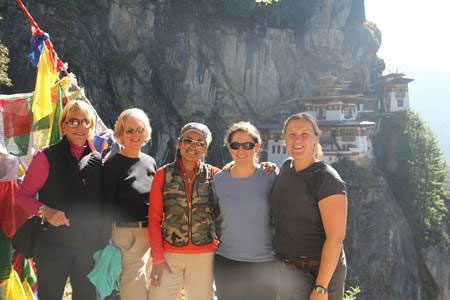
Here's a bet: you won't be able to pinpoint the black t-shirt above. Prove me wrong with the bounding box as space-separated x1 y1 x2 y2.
103 153 157 222
270 159 346 260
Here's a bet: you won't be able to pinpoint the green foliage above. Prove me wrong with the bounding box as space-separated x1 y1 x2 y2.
332 158 376 200
377 111 448 247
400 111 448 245
0 17 12 87
344 286 361 300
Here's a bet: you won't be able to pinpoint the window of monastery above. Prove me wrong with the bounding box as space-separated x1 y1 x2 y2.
320 130 333 143
395 86 406 107
340 128 356 142
343 106 353 119
318 108 326 120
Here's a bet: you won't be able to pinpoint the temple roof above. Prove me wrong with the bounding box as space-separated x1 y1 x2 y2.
295 94 378 104
318 120 376 128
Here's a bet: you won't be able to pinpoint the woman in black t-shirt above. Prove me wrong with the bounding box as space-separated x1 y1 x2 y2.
270 112 348 300
103 108 157 300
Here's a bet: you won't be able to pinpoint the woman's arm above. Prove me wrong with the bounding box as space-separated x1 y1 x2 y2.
98 160 118 246
148 169 166 264
16 152 49 217
16 152 70 227
312 194 347 300
148 168 173 287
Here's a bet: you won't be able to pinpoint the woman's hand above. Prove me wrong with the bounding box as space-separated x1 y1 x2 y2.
150 261 172 288
260 161 278 174
43 206 70 227
222 161 234 171
309 290 328 300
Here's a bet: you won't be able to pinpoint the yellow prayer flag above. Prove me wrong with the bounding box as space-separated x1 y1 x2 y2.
32 45 58 122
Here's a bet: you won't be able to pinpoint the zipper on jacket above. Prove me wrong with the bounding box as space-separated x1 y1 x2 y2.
183 180 192 243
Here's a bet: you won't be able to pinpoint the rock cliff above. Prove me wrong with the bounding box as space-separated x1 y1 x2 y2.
0 1 447 299
0 0 382 164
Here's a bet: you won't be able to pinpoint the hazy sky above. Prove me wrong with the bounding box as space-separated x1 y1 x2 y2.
365 0 450 74
365 0 450 163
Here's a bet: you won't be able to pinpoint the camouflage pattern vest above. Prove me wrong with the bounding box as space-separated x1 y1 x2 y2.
162 161 215 247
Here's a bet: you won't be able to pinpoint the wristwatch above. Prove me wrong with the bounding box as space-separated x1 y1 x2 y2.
314 285 328 294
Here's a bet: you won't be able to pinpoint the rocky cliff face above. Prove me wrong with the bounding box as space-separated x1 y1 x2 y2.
0 1 447 299
336 161 431 299
0 0 382 164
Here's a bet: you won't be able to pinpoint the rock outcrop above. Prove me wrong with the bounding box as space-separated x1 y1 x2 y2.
0 0 382 164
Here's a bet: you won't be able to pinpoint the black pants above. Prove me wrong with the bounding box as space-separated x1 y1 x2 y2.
33 245 96 300
214 254 277 300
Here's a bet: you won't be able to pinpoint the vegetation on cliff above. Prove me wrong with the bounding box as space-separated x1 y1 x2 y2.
374 111 448 247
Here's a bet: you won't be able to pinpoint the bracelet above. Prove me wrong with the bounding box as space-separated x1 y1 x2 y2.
38 205 46 224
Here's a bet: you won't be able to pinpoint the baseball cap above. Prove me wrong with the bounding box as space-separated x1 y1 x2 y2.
179 122 212 146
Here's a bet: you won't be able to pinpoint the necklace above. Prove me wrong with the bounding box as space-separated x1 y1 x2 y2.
182 171 195 183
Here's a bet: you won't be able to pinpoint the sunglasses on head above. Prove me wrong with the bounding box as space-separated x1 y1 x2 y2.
229 142 256 150
180 137 207 148
125 127 145 135
65 118 92 129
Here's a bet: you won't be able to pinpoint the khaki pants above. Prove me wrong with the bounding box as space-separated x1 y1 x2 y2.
112 227 151 300
148 252 214 300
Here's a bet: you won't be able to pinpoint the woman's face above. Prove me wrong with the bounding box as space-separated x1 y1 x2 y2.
284 119 318 161
178 131 207 164
228 131 260 166
61 109 93 147
120 116 146 152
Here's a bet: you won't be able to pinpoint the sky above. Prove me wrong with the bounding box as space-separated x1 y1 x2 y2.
365 0 450 164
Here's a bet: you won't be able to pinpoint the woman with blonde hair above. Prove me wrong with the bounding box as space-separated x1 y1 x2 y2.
212 121 277 300
102 108 157 299
270 112 347 300
16 100 106 300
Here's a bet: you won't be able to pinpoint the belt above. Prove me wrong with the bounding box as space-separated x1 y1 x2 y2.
276 255 320 271
113 221 148 228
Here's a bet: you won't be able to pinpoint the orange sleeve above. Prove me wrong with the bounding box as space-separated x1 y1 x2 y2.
211 166 220 177
148 168 166 264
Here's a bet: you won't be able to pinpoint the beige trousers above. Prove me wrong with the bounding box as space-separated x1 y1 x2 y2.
148 252 214 300
112 227 151 300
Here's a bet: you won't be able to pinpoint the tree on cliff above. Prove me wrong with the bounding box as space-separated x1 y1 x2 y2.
0 16 12 87
398 111 448 246
378 111 448 247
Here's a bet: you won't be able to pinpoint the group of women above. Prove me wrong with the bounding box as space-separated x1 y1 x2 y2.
16 99 348 300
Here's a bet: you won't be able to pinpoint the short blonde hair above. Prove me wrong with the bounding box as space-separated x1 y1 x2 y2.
282 112 323 160
59 100 96 141
114 108 152 145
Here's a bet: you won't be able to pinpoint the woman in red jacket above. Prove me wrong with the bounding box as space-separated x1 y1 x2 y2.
148 122 219 300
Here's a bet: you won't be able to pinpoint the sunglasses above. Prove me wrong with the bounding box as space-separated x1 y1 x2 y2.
229 142 256 150
180 137 207 148
65 118 92 129
125 127 145 135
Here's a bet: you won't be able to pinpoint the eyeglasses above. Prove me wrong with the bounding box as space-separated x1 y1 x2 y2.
65 118 92 129
125 127 145 135
229 142 256 150
180 137 207 148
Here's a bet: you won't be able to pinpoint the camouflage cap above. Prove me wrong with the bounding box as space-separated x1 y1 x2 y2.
179 122 212 146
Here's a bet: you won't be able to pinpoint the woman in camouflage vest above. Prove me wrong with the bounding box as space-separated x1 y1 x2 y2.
148 122 219 300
